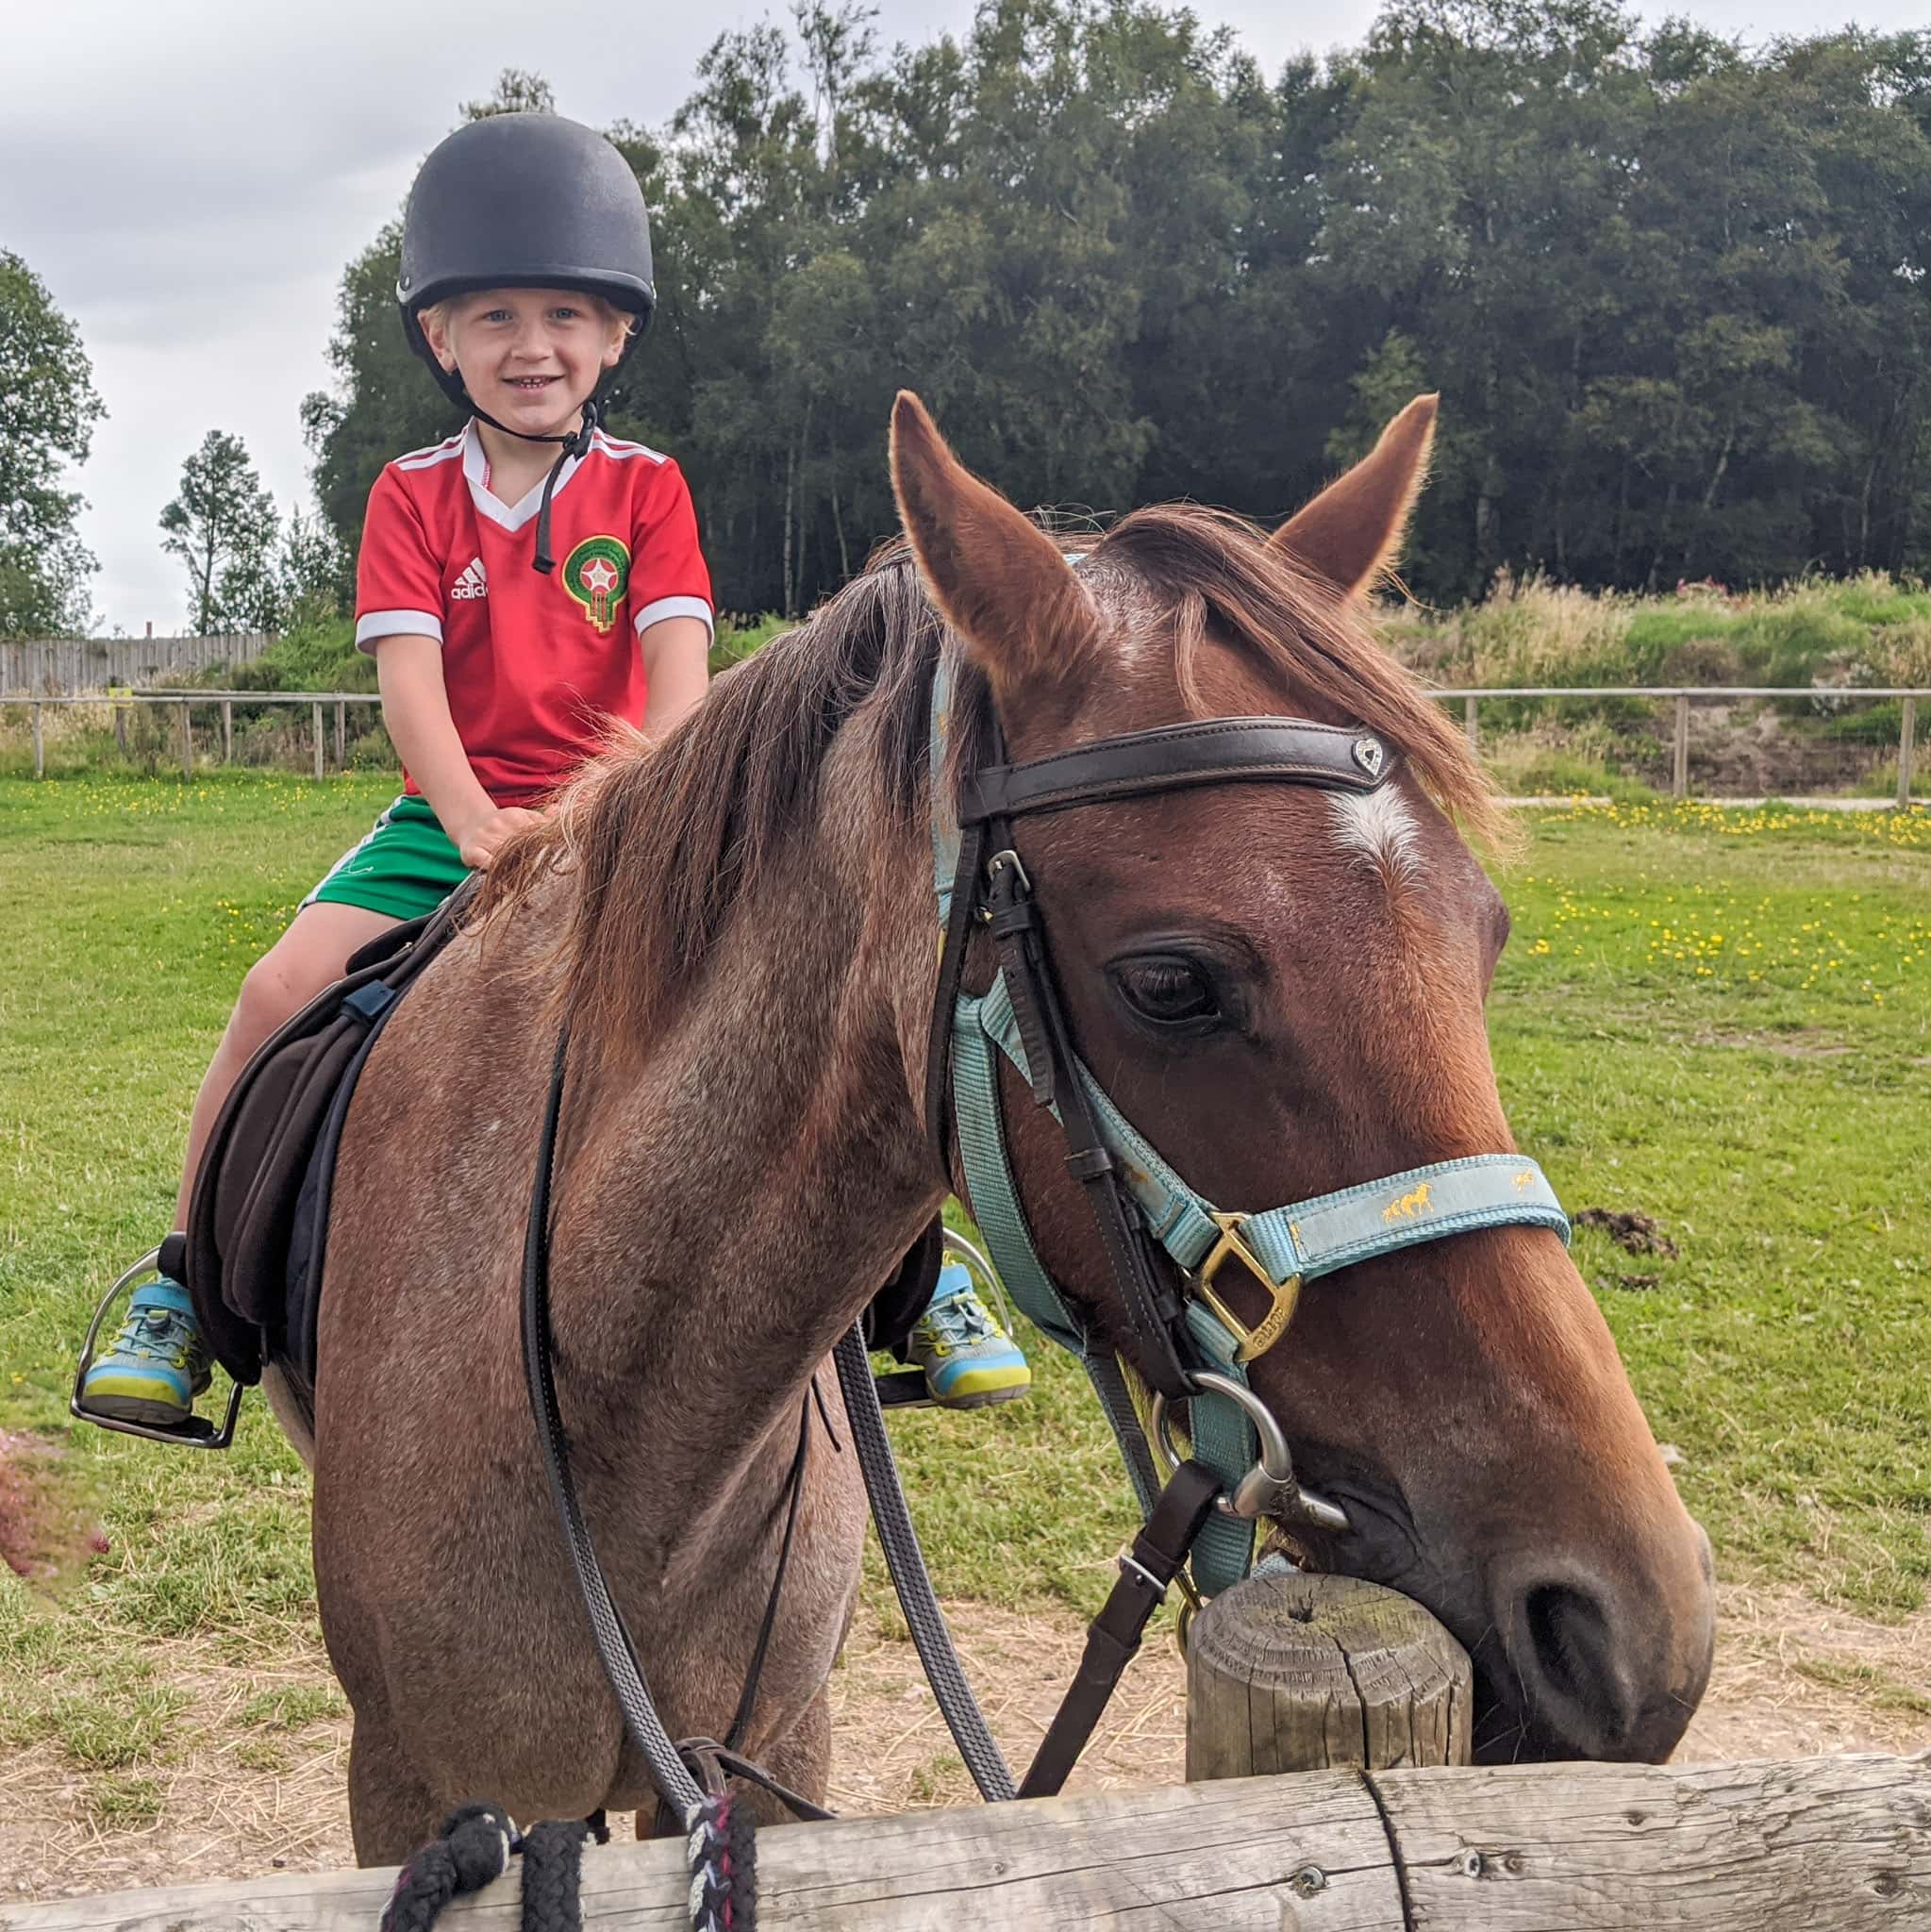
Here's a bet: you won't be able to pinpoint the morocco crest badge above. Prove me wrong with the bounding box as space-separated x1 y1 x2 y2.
560 535 631 634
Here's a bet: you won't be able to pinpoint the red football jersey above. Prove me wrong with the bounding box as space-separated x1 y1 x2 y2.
354 422 714 808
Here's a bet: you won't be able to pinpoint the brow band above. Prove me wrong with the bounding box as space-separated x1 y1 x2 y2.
958 718 1392 824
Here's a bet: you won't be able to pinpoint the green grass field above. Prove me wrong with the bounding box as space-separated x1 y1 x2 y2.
2 772 1926 1780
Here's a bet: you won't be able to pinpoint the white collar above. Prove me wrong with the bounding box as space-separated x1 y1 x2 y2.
461 419 587 533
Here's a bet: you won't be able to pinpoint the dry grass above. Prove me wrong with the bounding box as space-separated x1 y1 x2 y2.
3 1582 1923 1906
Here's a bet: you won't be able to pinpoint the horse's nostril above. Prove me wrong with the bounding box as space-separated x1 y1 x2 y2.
1522 1581 1614 1722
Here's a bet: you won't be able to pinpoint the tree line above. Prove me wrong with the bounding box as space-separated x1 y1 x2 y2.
7 0 1929 641
309 0 1931 615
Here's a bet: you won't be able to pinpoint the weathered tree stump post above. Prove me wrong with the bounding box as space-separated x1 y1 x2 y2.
1186 1567 1472 1779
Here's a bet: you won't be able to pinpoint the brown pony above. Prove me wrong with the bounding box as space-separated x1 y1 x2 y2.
299 392 1713 1862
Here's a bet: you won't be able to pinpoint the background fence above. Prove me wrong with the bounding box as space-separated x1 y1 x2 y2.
2 686 1924 803
0 634 274 696
1445 686 1924 804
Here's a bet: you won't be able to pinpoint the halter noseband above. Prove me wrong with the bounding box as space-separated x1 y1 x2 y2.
925 646 1570 1597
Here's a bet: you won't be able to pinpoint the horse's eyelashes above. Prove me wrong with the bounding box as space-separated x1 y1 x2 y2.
1110 955 1223 1029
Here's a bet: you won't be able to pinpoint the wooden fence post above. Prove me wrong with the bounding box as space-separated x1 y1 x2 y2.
335 698 346 771
32 701 44 779
311 701 324 780
178 700 192 779
221 699 233 764
1672 692 1690 799
1463 693 1478 751
112 688 128 754
1186 1569 1472 1779
1900 696 1918 808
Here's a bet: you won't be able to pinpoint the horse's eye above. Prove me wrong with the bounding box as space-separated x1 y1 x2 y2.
1112 956 1221 1027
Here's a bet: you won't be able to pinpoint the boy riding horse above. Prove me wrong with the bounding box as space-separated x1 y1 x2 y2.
82 114 1026 1425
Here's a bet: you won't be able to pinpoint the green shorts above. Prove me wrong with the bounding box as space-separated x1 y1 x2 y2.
306 794 470 923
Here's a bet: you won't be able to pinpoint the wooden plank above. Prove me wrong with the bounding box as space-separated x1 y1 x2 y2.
1900 695 1917 808
1373 1751 1931 1929
178 699 192 779
311 701 325 781
334 697 346 770
6 1758 1925 1931
31 701 43 779
1673 691 1690 798
1464 692 1478 750
221 697 233 763
0 1774 1398 1931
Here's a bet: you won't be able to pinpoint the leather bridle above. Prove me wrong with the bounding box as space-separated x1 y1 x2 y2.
923 643 1572 1595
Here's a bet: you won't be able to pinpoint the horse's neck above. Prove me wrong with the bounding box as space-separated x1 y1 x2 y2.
549 806 939 1470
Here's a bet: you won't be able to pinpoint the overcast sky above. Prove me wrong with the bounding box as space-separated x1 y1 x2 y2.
4 0 1921 635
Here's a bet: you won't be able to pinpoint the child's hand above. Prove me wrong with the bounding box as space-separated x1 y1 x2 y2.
455 806 543 872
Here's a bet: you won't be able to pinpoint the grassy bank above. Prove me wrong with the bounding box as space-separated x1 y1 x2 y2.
1386 572 1931 799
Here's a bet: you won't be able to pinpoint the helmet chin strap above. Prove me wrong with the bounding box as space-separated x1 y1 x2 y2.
467 393 602 575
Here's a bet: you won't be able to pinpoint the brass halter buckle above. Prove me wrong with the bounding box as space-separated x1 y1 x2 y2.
1191 1211 1302 1363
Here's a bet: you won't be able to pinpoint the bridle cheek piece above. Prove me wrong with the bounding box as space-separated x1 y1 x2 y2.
924 652 1572 1598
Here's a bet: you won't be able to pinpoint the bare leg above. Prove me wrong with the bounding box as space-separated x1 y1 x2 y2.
171 900 397 1228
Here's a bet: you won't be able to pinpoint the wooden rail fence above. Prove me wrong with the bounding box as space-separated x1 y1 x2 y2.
12 690 376 781
7 1754 1924 1929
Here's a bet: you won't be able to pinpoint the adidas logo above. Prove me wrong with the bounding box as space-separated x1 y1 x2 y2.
451 558 489 601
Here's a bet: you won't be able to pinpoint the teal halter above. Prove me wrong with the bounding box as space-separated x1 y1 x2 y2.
927 650 1571 1597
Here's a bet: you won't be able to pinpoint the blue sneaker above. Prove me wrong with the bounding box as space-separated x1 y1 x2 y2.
905 1265 1030 1408
80 1278 210 1427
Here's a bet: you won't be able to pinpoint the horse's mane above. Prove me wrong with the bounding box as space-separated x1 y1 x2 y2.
479 506 1502 1052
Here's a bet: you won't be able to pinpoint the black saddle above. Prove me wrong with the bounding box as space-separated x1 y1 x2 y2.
178 879 479 1410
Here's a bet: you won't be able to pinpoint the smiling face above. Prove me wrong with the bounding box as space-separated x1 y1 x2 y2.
891 389 1716 1765
419 286 630 439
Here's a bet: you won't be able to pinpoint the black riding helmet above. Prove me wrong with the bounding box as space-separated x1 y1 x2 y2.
396 113 656 572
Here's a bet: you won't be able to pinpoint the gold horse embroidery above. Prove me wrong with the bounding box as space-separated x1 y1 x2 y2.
1382 1181 1434 1223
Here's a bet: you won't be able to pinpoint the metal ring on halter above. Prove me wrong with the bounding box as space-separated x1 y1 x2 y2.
70 1248 244 1450
1147 1372 1350 1534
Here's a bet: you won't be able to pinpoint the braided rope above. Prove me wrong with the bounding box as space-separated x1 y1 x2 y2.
379 1804 512 1932
516 1819 592 1932
685 1792 757 1932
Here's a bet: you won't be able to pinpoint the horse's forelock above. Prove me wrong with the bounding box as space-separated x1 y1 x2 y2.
1091 504 1510 854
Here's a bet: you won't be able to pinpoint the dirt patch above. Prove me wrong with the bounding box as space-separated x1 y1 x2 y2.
3 1582 1923 1903
1574 1208 1681 1258
1694 1026 1854 1059
0 1433 105 1584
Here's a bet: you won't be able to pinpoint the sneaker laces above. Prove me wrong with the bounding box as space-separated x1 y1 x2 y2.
108 1296 206 1373
921 1291 1002 1352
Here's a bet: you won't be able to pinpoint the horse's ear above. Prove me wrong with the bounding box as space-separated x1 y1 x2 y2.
1270 394 1439 597
890 391 1100 691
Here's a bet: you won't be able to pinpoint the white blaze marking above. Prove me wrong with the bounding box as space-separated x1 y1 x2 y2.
1326 786 1423 887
